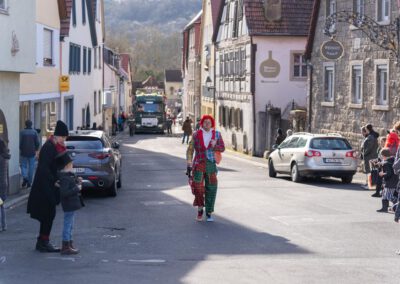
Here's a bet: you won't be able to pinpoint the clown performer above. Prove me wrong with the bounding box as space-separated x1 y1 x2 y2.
186 115 225 222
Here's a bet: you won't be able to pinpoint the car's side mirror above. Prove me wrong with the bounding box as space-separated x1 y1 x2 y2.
272 144 278 150
112 142 120 149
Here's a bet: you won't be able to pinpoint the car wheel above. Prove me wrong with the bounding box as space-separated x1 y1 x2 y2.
107 176 118 197
291 163 302 183
268 160 277 178
341 176 353 184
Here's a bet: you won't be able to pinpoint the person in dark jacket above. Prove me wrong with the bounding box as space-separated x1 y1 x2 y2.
0 137 11 231
275 128 286 146
27 120 69 252
377 148 398 213
361 124 379 189
20 120 40 188
56 151 83 255
182 117 193 144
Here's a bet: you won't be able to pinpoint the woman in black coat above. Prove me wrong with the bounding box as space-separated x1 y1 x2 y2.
0 137 10 231
27 121 69 252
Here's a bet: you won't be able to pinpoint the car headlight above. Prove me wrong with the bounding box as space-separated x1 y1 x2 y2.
158 124 163 128
136 124 140 127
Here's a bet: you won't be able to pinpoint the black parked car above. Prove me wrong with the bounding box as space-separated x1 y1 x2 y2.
65 130 122 196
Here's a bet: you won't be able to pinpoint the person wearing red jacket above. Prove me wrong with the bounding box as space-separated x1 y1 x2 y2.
186 115 225 222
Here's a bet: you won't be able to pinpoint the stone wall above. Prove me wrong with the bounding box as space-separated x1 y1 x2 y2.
310 0 400 150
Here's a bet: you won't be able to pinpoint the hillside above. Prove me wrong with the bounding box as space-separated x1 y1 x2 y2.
104 0 202 81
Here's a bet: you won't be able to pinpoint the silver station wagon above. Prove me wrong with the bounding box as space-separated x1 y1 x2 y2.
65 131 122 196
268 133 358 183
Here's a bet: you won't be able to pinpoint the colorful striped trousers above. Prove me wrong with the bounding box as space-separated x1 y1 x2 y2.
192 160 218 214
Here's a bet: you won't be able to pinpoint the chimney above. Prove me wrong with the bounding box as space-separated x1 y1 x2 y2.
264 0 282 22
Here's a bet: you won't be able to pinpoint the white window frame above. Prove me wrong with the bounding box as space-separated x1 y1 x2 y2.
290 51 307 81
326 0 336 32
322 62 335 106
43 28 54 66
374 60 389 109
377 0 390 24
349 61 363 107
354 0 364 15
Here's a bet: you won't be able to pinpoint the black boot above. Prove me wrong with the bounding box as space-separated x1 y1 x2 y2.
35 238 61 253
377 200 389 213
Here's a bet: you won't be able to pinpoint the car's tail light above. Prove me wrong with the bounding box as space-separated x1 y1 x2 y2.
345 151 357 158
305 150 322 157
88 176 99 180
89 153 110 160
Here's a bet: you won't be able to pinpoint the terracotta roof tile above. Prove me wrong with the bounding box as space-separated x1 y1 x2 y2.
244 0 313 36
119 53 131 74
60 0 72 38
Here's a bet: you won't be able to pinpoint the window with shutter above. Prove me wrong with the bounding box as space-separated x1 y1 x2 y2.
88 48 92 73
83 47 87 74
82 0 86 24
240 109 243 130
98 91 102 113
235 51 239 76
232 1 238 38
77 46 81 73
43 29 53 66
94 91 97 115
69 43 73 73
94 48 97 68
72 0 76 26
99 47 102 69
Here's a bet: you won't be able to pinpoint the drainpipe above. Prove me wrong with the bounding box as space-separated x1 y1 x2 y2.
307 61 313 132
213 45 217 118
251 40 257 156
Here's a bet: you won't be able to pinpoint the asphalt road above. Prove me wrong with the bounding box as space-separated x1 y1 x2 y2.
0 133 399 284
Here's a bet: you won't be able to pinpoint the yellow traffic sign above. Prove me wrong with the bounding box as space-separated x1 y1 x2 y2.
60 75 70 92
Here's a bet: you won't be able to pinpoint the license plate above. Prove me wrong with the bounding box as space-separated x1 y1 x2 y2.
324 158 343 163
73 168 85 173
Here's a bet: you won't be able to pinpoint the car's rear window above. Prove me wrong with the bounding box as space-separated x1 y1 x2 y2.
66 137 103 150
310 138 352 150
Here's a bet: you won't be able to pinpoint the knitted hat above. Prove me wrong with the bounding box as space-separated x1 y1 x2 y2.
200 115 215 128
55 151 72 170
54 120 69 137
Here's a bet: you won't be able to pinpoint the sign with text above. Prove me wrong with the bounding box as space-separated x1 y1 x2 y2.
59 76 70 92
321 40 344 60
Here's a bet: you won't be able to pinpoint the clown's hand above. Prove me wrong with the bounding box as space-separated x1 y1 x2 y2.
211 139 217 148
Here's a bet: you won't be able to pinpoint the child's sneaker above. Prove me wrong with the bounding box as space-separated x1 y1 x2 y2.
196 210 203 222
206 213 214 222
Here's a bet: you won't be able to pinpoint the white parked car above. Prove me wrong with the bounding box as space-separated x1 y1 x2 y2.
268 133 358 183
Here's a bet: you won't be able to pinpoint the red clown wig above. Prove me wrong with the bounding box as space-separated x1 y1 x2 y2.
200 115 215 128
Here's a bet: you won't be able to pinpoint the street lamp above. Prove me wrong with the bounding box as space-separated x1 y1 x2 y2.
205 76 216 118
324 11 400 60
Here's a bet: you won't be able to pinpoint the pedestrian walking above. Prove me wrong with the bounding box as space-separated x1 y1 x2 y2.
361 124 379 189
112 113 117 136
20 120 40 188
376 148 398 213
56 151 84 255
186 115 225 222
275 128 286 146
27 120 69 252
0 137 11 231
166 116 173 135
182 117 193 144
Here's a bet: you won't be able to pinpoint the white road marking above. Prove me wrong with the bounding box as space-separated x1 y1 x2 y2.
141 200 183 206
103 234 121 238
0 256 6 264
46 257 76 262
128 242 139 245
94 251 106 254
128 259 166 263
